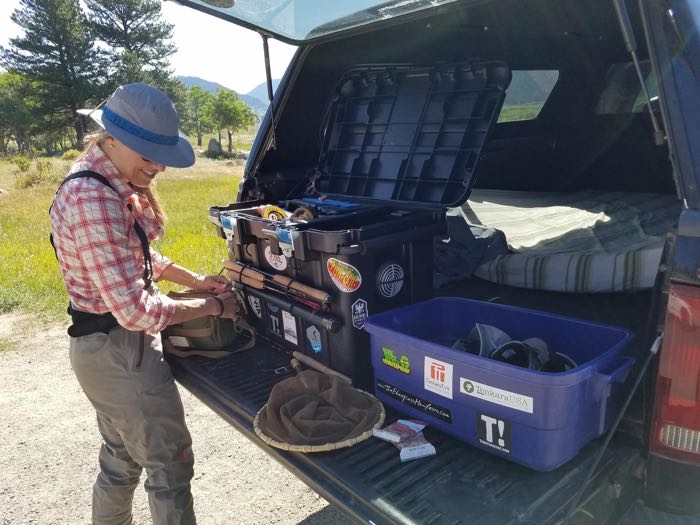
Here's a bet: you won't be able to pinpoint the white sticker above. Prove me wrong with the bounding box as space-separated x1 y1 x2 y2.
351 299 368 330
282 311 298 345
306 325 322 353
264 245 287 271
460 378 534 414
424 357 453 399
247 295 262 318
280 242 293 258
168 336 190 348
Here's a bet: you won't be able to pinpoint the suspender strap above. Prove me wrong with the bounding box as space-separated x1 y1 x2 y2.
50 170 153 289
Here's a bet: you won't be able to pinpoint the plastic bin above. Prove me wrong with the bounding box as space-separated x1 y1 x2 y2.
364 298 634 471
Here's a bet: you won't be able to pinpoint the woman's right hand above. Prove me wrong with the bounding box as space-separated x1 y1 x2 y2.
215 292 240 319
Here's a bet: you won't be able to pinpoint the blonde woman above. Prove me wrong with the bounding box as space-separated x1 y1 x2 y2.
50 83 234 525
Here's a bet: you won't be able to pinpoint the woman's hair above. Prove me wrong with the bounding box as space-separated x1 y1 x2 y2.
78 130 167 227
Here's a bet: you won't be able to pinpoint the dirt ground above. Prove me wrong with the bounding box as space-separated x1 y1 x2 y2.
0 313 354 525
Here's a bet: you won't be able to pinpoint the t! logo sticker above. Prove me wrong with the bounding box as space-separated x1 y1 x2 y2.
326 258 362 293
476 412 512 454
424 357 453 399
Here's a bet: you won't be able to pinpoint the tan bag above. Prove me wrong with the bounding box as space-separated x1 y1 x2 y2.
162 289 255 358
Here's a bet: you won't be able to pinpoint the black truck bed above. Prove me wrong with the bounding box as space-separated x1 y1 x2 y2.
168 281 656 525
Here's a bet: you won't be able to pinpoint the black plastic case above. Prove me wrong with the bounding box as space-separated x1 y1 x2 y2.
209 60 510 386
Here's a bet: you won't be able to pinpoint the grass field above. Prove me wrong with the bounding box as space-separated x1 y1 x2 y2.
0 156 242 321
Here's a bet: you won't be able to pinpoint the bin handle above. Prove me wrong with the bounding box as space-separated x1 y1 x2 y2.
594 356 635 435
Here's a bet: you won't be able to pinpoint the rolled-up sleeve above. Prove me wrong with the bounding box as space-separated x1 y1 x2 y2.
69 190 176 334
151 249 173 281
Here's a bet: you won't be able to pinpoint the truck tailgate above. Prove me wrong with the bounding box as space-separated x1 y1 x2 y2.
168 346 643 525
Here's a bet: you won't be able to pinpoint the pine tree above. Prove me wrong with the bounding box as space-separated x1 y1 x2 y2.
86 0 176 86
1 0 105 146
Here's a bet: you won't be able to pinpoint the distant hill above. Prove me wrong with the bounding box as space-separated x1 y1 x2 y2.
177 75 269 116
244 80 281 103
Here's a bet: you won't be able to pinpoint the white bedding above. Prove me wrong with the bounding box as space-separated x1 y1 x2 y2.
454 189 680 292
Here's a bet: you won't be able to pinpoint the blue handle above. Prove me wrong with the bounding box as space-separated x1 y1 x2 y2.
594 356 635 434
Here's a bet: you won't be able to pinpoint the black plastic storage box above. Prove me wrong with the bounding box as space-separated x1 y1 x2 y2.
209 60 511 386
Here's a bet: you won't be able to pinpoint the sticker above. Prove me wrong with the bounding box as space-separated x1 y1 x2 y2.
376 262 404 298
424 357 453 399
247 295 262 318
264 245 287 271
306 325 322 353
280 242 293 258
267 304 282 337
326 258 362 293
460 378 534 414
477 413 512 454
168 336 190 348
376 380 452 423
351 299 368 329
381 347 411 374
282 311 298 345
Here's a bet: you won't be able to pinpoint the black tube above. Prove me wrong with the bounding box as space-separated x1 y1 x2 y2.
233 283 341 332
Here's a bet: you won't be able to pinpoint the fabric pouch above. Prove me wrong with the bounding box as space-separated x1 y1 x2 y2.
162 290 255 358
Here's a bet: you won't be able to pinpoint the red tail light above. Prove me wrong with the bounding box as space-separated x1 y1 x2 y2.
650 284 700 462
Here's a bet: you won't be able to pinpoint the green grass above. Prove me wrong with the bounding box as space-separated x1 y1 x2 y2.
498 103 544 122
0 156 242 321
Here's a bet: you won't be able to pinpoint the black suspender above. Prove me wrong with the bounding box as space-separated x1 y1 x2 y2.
50 170 153 289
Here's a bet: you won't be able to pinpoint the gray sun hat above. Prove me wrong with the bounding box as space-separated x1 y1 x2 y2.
78 83 195 168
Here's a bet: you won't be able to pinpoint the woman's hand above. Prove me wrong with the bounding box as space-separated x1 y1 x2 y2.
192 273 230 294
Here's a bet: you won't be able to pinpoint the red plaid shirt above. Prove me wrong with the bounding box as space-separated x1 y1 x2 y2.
50 146 176 334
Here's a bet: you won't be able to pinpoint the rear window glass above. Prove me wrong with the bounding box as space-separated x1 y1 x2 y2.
498 70 559 122
594 61 659 114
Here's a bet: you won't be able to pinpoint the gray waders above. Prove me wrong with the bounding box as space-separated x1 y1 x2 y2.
70 327 196 525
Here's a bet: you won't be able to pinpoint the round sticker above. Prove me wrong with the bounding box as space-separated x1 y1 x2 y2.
377 262 404 298
264 245 288 271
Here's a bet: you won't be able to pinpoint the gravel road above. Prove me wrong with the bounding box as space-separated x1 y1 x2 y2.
0 313 354 525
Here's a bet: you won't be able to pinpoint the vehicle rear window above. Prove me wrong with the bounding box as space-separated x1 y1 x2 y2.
498 70 559 122
594 61 659 114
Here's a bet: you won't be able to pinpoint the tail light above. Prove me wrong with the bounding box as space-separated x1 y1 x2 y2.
650 283 700 462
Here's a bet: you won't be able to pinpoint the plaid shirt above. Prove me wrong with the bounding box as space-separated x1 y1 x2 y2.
50 146 176 334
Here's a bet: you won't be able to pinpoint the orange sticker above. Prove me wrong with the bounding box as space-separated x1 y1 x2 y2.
327 258 362 293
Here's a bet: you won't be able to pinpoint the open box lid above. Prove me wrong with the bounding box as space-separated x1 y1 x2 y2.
315 61 511 208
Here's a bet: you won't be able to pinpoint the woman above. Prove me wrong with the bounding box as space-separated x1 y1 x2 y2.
50 83 233 525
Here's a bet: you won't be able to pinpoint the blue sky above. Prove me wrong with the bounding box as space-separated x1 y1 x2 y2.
0 0 296 94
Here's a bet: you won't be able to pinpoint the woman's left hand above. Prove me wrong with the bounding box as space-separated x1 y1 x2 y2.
192 274 230 294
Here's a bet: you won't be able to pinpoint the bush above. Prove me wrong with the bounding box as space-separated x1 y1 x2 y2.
14 159 60 189
12 156 31 173
60 149 80 161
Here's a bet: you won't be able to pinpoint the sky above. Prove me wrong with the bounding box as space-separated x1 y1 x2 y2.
0 0 297 95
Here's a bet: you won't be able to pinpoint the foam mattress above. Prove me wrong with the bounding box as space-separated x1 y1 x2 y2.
455 189 680 292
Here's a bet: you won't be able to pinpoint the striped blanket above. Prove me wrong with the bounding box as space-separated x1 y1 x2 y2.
455 189 680 293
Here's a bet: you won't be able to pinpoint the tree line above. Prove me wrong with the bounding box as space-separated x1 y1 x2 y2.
0 0 256 156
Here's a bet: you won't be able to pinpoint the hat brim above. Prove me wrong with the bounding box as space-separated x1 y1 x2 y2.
82 108 195 168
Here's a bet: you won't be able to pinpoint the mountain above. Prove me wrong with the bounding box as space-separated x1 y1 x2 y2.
245 80 281 103
177 75 269 116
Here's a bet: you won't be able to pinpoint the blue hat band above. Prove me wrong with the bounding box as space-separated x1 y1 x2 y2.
102 106 178 146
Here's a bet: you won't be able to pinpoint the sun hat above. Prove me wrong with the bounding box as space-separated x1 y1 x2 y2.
78 83 195 168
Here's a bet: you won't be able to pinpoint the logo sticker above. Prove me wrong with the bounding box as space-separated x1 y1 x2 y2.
306 325 322 353
376 380 452 423
326 258 362 293
247 295 262 318
264 245 287 271
267 304 282 337
424 357 453 399
351 299 368 329
460 378 534 414
282 311 298 345
381 347 411 374
376 262 404 298
477 413 512 454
